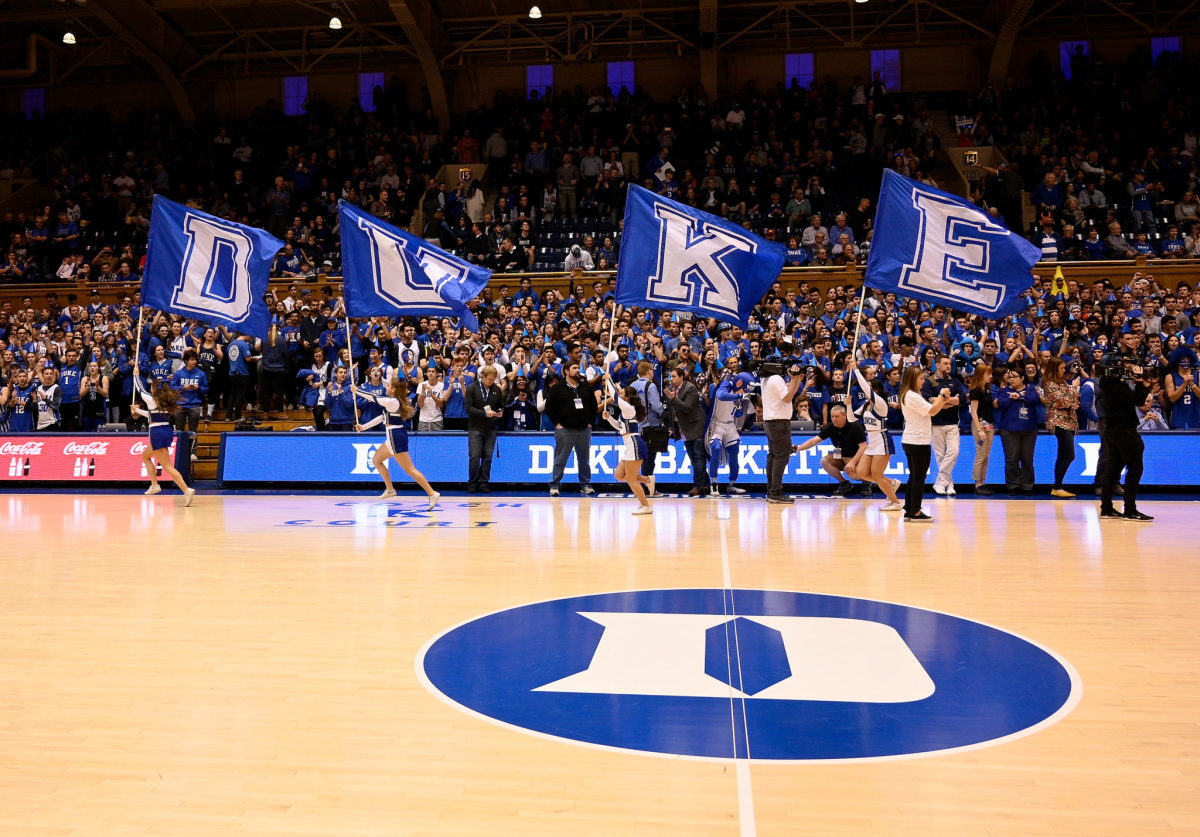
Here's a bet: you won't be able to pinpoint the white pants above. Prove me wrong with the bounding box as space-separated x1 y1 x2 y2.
930 424 960 489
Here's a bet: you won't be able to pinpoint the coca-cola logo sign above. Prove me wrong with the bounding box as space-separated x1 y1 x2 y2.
130 441 148 455
62 441 111 456
0 441 44 456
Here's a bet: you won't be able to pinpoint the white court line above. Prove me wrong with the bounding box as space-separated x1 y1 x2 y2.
718 507 757 837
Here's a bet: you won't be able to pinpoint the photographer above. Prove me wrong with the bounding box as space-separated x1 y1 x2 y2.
1098 331 1153 522
761 360 804 504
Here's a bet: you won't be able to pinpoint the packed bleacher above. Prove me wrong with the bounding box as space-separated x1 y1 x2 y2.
3 46 1200 489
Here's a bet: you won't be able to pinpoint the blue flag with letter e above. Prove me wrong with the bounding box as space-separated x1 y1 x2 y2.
615 184 786 328
865 169 1041 319
141 195 283 337
338 200 489 332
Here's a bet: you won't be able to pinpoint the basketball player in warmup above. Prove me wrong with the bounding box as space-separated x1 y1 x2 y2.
132 377 195 505
353 376 441 510
845 358 904 511
601 375 653 515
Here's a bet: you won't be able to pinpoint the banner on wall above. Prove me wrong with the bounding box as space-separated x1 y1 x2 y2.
218 431 1199 487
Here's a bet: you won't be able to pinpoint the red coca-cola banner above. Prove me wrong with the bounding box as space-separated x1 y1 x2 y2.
0 433 189 483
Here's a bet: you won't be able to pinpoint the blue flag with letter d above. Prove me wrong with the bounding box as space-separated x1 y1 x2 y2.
141 195 283 337
338 201 489 332
615 184 785 328
865 169 1041 319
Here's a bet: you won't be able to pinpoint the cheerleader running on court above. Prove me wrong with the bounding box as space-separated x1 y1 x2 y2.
132 377 194 505
354 376 441 510
846 358 903 510
602 374 653 515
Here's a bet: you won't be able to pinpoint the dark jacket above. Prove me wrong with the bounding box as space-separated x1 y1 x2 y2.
1100 376 1150 430
464 379 505 431
665 380 706 441
545 379 598 429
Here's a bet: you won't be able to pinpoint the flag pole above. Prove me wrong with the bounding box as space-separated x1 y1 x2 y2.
846 281 869 416
132 304 145 385
345 315 361 428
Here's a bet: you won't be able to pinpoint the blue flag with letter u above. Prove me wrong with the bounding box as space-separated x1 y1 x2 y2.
615 184 785 328
142 195 283 337
865 169 1041 319
338 201 489 332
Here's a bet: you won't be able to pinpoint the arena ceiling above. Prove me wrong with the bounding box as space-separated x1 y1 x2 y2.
0 0 1191 90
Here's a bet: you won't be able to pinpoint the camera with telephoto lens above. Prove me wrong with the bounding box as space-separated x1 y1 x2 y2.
748 358 785 378
1099 352 1145 381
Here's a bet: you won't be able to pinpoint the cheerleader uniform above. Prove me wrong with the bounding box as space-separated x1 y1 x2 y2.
852 367 895 456
133 379 175 451
605 391 648 463
356 389 411 455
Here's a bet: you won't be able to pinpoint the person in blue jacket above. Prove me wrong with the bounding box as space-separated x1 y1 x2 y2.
324 365 357 430
993 366 1042 494
297 346 332 430
504 377 540 430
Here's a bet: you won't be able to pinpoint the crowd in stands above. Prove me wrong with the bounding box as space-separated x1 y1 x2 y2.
2 47 1200 488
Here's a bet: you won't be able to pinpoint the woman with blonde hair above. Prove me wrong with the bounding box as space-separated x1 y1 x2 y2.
354 375 440 510
898 363 951 522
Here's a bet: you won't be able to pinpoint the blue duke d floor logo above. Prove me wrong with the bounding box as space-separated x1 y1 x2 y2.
416 589 1081 761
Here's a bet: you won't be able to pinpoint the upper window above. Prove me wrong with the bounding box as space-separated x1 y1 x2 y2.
526 64 554 100
785 54 814 90
359 72 384 113
870 49 901 91
21 88 45 120
283 76 308 116
1059 41 1091 79
607 61 635 97
1151 37 1182 63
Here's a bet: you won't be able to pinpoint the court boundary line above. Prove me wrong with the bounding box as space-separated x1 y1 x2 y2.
719 510 757 837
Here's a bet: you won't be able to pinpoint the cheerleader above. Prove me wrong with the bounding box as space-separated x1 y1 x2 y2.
353 377 440 510
602 375 653 515
846 358 903 510
132 378 194 505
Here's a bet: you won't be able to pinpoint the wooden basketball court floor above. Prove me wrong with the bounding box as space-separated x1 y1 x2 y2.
0 490 1196 836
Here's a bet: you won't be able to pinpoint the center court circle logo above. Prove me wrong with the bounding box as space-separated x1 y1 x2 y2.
416 589 1081 762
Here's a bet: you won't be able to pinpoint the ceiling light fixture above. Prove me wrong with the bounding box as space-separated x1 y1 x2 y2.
529 5 543 19
62 30 76 44
329 15 342 29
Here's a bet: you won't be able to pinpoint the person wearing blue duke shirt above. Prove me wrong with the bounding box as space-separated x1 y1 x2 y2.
993 366 1042 494
57 347 86 431
226 332 253 422
171 350 209 460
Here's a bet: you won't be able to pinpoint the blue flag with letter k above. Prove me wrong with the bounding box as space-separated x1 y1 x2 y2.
142 195 283 337
865 169 1041 319
338 200 490 332
615 184 785 328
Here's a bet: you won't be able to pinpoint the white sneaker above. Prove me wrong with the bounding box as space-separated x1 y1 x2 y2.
144 484 162 496
183 488 196 507
378 488 397 499
933 484 947 495
427 491 441 511
881 501 904 511
946 485 957 496
727 486 747 495
549 487 560 496
632 505 653 515
581 485 596 496
709 486 721 497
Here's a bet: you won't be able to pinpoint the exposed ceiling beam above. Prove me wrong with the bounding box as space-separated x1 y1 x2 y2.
387 0 450 130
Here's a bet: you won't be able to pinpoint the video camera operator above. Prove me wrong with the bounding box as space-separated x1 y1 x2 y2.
759 359 804 504
1098 331 1153 522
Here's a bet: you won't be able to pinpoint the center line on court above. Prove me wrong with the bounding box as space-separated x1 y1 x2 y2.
718 506 756 837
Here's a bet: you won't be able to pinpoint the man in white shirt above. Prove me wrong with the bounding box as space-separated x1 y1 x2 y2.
761 361 803 503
